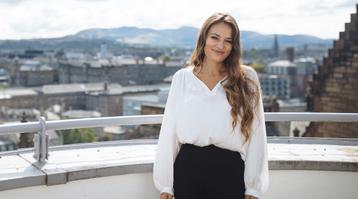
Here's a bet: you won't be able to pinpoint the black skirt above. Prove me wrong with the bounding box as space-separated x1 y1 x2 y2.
173 144 245 199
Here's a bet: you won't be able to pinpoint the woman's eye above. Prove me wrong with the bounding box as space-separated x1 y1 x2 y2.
211 36 218 40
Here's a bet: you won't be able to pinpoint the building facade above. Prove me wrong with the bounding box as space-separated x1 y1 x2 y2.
58 60 181 85
305 5 358 138
259 74 291 99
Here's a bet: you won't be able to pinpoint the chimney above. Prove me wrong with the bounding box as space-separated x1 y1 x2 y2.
285 47 294 62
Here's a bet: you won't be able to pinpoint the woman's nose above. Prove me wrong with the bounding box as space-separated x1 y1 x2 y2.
216 41 225 49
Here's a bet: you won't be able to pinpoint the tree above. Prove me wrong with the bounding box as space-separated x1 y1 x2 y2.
251 60 265 73
18 112 34 148
62 128 97 144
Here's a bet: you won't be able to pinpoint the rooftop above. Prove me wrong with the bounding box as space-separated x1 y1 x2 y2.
62 110 101 119
0 88 37 99
122 93 159 102
0 113 357 199
19 64 53 71
268 60 296 67
0 82 170 98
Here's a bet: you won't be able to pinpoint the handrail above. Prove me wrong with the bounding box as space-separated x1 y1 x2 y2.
0 115 163 134
264 112 358 122
0 112 357 135
0 112 357 162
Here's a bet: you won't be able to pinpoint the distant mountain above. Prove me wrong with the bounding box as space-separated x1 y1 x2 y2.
0 26 333 50
73 26 198 48
240 31 333 49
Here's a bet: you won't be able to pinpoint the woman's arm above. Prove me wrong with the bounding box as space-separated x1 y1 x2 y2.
153 71 181 196
244 67 269 199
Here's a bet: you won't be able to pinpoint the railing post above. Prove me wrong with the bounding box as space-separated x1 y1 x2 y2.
33 116 49 162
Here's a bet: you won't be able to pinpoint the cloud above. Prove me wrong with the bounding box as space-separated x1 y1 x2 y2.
0 0 356 39
336 0 357 9
75 0 110 2
0 0 26 4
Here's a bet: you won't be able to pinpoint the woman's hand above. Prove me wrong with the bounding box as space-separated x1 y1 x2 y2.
245 195 258 199
160 192 173 199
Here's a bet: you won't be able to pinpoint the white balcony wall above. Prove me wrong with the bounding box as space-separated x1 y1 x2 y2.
1 170 358 199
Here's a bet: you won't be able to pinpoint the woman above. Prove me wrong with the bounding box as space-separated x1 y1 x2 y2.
153 12 269 199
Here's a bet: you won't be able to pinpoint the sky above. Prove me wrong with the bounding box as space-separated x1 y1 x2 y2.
0 0 356 40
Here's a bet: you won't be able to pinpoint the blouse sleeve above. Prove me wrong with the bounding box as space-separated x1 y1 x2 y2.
153 71 181 195
244 68 269 199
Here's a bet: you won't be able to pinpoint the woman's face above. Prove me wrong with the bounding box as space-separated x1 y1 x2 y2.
204 22 233 64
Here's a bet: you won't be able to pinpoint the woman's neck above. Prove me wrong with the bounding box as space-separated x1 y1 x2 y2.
201 59 226 76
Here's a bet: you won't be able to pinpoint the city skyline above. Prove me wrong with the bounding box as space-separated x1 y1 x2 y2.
0 0 356 40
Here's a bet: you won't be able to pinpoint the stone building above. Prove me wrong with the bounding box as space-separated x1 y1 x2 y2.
304 5 358 138
16 60 56 86
259 73 291 99
127 103 165 139
58 60 181 85
295 57 317 98
0 83 170 122
86 91 123 117
0 68 10 84
0 88 38 110
265 60 303 98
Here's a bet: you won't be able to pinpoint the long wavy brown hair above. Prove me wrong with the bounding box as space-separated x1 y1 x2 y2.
188 12 260 143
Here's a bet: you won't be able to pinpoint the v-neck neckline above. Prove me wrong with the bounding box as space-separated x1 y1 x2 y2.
189 66 228 93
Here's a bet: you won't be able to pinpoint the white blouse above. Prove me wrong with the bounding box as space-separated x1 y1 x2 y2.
153 65 269 199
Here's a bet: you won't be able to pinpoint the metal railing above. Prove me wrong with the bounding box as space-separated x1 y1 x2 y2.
0 112 357 162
